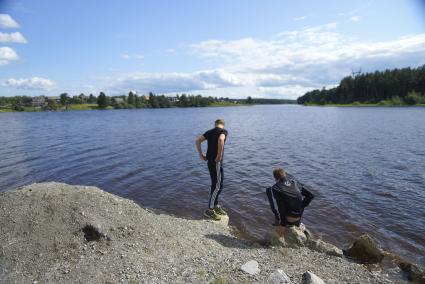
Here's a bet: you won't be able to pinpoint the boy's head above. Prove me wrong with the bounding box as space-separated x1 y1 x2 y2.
273 168 286 181
215 118 225 128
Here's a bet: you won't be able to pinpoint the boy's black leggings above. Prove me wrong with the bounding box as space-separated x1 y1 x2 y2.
208 160 223 209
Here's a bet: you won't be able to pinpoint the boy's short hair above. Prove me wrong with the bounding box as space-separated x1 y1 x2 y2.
215 118 225 126
273 168 286 180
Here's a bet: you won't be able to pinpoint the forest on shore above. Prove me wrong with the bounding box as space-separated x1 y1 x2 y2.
297 65 425 106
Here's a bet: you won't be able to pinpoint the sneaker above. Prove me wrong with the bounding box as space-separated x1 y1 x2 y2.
204 209 221 221
214 206 227 216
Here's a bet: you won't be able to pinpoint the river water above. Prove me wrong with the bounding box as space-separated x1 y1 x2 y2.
0 105 424 266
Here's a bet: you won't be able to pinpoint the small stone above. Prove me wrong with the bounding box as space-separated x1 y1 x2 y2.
241 260 260 275
302 271 326 284
268 269 292 283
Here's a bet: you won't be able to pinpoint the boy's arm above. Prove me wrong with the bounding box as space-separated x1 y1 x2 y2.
301 185 314 208
195 135 206 161
215 133 225 162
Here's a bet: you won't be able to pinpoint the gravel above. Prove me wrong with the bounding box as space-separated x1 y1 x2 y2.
0 182 395 283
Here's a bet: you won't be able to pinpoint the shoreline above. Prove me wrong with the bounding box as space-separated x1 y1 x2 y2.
303 103 425 107
0 182 403 283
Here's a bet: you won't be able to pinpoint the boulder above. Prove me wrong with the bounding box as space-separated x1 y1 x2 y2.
267 269 292 284
344 234 384 263
265 226 310 248
241 260 260 275
302 271 326 284
283 226 308 248
399 262 425 283
307 239 343 258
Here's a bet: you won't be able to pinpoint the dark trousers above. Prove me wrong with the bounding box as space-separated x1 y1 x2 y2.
208 160 223 209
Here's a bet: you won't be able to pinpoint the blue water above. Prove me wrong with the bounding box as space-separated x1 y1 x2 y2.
0 105 424 266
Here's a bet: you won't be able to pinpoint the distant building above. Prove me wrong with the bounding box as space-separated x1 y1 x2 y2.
143 95 149 101
113 97 124 104
31 96 46 107
47 96 60 102
168 97 179 103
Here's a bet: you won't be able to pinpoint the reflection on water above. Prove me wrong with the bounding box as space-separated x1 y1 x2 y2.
0 105 424 266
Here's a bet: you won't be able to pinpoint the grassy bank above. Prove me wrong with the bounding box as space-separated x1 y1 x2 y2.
304 103 425 107
210 101 248 107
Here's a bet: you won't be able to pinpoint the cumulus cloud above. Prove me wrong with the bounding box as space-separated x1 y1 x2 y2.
189 24 425 98
0 14 19 28
2 77 55 90
0 32 27 43
0 47 19 65
107 23 425 99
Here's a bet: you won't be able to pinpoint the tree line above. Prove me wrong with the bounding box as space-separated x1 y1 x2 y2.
0 92 245 111
297 65 425 105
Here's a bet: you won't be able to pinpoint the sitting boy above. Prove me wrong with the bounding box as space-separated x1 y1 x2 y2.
266 168 314 233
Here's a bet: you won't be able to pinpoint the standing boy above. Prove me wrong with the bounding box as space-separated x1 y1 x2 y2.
195 119 228 220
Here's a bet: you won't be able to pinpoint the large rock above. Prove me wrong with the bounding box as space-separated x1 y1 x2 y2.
399 262 425 283
241 260 260 275
267 269 292 284
344 234 384 263
265 225 309 248
265 225 342 257
302 271 326 284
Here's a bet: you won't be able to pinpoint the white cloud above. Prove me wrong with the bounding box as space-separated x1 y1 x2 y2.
0 14 19 28
105 23 425 99
0 32 27 43
293 16 307 21
120 53 144 60
349 16 361 22
2 77 55 90
0 47 19 65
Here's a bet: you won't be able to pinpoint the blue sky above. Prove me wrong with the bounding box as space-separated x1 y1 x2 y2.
0 0 425 99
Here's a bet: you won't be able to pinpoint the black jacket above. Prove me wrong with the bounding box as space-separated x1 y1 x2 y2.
269 174 314 224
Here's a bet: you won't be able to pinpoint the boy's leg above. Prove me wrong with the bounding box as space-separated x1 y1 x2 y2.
208 160 219 209
213 161 224 208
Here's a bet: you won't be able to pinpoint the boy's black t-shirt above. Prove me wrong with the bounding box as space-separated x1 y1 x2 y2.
203 127 228 161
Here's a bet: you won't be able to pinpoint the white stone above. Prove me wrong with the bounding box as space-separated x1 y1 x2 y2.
268 269 292 283
241 260 260 275
302 271 326 284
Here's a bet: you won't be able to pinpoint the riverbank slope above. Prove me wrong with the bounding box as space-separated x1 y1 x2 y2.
0 183 393 283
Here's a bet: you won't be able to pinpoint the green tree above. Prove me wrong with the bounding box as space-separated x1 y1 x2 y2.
128 91 135 105
97 92 109 108
60 93 69 106
89 94 96 103
47 99 58 111
246 96 254 104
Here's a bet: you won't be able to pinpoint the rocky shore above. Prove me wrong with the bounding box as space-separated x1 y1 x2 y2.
0 183 403 283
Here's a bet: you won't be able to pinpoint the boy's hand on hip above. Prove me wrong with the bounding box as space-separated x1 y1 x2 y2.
200 154 207 161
